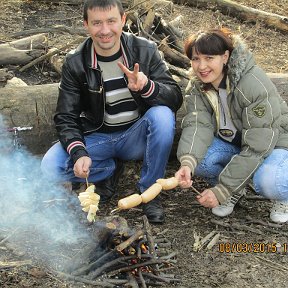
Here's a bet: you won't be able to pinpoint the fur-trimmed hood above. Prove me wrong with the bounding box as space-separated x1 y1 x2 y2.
227 34 255 89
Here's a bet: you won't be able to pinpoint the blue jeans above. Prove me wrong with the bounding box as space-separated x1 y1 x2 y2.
194 137 288 201
41 106 175 192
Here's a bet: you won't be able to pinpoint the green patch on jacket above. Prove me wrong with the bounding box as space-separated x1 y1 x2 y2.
252 105 266 118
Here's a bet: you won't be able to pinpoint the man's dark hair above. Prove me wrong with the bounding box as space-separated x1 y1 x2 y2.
83 0 124 21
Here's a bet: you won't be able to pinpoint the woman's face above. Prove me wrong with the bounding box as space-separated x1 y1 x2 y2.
191 48 229 89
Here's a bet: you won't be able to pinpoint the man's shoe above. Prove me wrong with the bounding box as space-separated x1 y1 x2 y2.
142 197 165 224
270 201 288 223
212 189 246 217
96 159 124 203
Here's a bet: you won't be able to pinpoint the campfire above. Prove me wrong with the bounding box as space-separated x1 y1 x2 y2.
56 215 180 287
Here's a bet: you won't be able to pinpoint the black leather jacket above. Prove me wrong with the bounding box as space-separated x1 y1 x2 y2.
55 32 183 162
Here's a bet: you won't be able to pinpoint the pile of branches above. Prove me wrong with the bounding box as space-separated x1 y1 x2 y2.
55 215 180 287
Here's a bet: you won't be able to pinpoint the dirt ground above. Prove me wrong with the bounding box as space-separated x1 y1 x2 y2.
1 0 288 287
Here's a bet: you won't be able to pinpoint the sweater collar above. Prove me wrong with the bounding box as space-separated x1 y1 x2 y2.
90 34 129 69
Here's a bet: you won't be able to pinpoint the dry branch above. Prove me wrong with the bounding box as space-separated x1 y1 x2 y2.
0 260 32 269
11 25 87 38
31 0 84 4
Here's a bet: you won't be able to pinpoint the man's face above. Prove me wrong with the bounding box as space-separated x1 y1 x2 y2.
84 5 126 57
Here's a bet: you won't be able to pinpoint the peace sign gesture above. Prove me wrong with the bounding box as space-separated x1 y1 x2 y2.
118 62 149 91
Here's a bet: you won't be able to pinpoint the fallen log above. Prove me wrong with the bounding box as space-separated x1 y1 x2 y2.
10 25 88 38
0 34 48 65
0 74 287 155
19 36 85 73
178 0 288 34
31 0 84 4
158 38 190 69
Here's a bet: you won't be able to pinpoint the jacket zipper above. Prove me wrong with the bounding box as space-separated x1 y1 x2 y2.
84 67 105 134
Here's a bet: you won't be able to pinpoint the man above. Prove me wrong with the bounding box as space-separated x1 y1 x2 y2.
41 0 182 224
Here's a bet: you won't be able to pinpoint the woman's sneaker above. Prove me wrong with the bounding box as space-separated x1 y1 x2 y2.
270 201 288 223
212 189 246 217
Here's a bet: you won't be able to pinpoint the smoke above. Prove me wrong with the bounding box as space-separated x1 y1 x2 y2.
0 115 94 270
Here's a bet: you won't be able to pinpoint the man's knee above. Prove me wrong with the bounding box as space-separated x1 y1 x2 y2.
41 152 56 179
146 106 175 133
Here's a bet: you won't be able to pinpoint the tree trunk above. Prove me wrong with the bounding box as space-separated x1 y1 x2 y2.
1 74 288 155
0 34 48 65
177 0 288 33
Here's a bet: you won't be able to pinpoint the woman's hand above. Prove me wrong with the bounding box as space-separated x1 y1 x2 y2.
175 166 193 188
196 189 219 208
73 156 92 179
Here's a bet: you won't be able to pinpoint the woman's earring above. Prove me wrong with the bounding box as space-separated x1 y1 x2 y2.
223 63 226 67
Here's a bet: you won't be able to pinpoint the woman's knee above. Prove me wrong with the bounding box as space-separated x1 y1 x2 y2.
253 150 288 200
253 164 285 200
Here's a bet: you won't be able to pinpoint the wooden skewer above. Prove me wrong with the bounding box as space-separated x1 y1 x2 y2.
191 185 202 196
85 177 89 189
110 207 121 214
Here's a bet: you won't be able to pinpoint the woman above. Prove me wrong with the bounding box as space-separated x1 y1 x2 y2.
175 28 288 223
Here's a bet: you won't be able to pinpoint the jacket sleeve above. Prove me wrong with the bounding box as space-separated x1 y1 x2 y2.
138 44 183 112
211 69 281 203
54 56 88 163
176 84 215 175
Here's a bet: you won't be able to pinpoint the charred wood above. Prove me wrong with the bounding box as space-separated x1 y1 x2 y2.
106 258 168 277
86 254 154 280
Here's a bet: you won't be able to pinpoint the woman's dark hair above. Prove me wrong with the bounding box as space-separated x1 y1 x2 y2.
83 0 124 21
184 28 234 60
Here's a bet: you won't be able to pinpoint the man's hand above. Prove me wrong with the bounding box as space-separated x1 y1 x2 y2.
196 189 219 208
118 62 148 91
175 166 193 188
73 156 92 179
